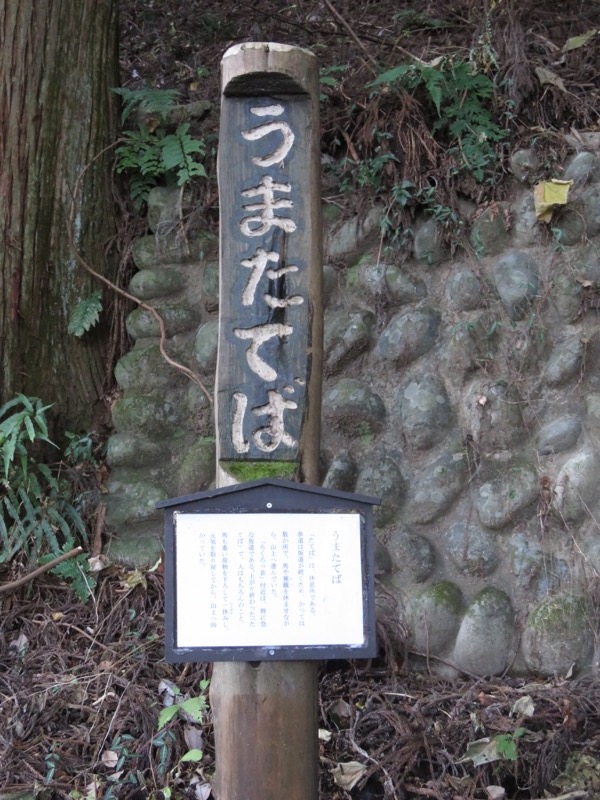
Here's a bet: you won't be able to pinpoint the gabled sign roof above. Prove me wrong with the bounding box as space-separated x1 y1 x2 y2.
156 478 381 510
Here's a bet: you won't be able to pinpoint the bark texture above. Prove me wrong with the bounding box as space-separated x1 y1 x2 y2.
0 0 119 430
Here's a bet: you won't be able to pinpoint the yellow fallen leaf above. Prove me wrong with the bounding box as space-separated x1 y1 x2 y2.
533 179 573 222
52 611 65 621
562 29 597 53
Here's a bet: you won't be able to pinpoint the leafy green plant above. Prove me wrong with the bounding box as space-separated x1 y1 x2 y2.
68 289 103 337
371 56 508 182
113 87 207 209
0 395 94 599
319 64 347 102
157 679 210 730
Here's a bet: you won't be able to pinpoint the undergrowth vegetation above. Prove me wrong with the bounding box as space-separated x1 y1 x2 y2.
114 87 207 210
0 395 97 600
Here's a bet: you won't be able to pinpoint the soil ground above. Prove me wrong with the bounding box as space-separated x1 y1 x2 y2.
2 2 600 799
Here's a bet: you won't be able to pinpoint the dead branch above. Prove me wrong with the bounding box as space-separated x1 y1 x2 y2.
0 546 83 593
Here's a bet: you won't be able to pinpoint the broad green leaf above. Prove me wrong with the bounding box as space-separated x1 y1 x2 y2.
180 748 203 762
562 29 597 52
157 704 180 730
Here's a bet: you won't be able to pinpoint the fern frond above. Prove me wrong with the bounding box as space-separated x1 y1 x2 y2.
68 291 103 337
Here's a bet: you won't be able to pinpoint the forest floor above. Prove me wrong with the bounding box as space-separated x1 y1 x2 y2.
3 1 600 799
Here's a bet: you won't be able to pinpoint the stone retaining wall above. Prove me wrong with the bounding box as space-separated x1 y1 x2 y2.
106 141 600 677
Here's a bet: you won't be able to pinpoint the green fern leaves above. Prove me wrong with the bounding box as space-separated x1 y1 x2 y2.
370 57 508 183
0 395 94 600
114 88 207 209
68 290 103 337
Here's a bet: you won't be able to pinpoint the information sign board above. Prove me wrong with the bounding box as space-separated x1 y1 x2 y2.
159 479 379 662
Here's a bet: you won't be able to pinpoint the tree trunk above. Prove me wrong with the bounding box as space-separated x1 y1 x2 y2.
0 0 119 432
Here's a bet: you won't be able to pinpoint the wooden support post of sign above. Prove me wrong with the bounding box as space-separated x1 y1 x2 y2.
211 43 322 800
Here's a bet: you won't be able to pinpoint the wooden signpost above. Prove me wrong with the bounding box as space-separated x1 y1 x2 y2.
212 42 322 800
158 42 379 800
215 42 322 489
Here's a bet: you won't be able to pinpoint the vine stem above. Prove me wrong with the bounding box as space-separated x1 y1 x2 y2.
0 546 83 594
67 140 214 406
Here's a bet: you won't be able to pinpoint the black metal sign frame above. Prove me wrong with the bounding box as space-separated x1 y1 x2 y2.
158 479 379 663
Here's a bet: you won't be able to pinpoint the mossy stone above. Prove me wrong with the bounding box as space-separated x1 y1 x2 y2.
522 595 594 675
112 393 183 436
355 454 405 525
492 249 539 321
194 320 219 373
115 343 185 391
175 437 216 495
398 373 452 450
106 432 163 468
132 231 217 269
373 308 440 366
129 268 184 300
107 518 163 566
105 469 168 526
324 309 375 375
387 528 436 584
406 449 468 525
413 218 448 265
323 379 386 437
126 304 201 339
473 465 538 530
453 588 515 676
411 581 464 654
470 203 511 257
323 452 357 492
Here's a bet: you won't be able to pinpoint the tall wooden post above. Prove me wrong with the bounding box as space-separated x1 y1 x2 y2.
211 43 322 800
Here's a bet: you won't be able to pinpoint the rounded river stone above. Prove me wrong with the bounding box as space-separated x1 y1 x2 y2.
106 432 163 468
355 453 405 525
445 522 498 577
194 320 219 373
461 380 524 457
323 452 357 492
385 266 427 305
552 448 600 524
112 393 183 436
446 268 482 311
405 449 469 525
537 415 582 455
410 581 464 655
564 151 598 186
453 588 515 676
387 528 436 584
510 148 539 183
176 437 216 495
324 309 375 375
492 249 539 320
544 334 584 387
470 203 510 257
126 304 202 339
522 595 594 675
509 530 567 598
105 470 168 526
323 379 386 437
129 268 184 300
115 343 183 391
473 465 538 529
132 231 215 269
413 218 448 265
582 184 600 237
373 308 440 366
399 374 452 450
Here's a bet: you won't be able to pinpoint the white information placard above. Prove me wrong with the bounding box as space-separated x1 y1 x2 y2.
174 512 365 649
